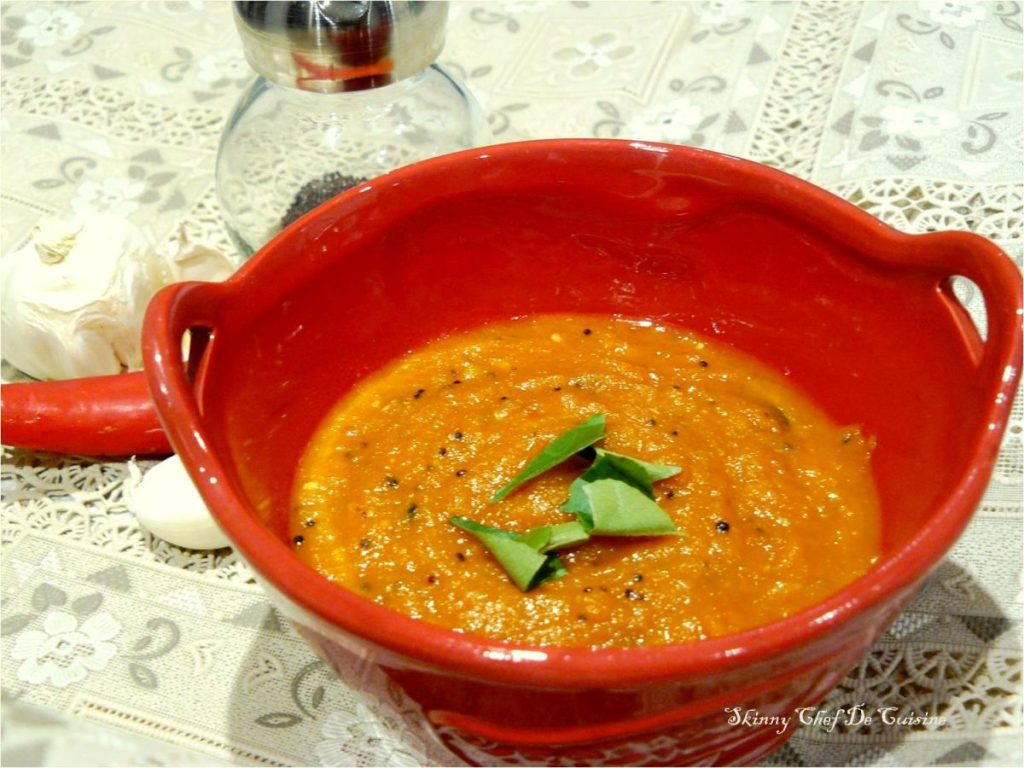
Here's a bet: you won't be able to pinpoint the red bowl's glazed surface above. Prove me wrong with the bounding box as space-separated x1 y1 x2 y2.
143 140 1022 766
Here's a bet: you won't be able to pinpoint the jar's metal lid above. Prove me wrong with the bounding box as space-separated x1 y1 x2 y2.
233 1 448 93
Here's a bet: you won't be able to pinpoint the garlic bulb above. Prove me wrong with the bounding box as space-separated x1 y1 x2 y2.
1 214 166 380
1 214 237 381
162 224 237 283
126 455 231 550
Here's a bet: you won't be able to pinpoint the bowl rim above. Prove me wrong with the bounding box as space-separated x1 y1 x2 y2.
144 138 1023 689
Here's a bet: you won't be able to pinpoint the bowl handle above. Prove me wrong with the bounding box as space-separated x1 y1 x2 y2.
914 230 1022 418
142 280 233 484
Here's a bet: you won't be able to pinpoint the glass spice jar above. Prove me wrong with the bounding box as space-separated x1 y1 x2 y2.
216 1 489 256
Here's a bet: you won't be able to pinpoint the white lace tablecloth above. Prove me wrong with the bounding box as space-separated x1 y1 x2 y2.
2 2 1021 766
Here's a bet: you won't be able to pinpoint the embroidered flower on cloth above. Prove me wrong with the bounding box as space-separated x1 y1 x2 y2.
625 97 706 144
315 705 427 767
697 1 749 26
553 33 634 78
71 178 147 217
196 48 251 86
16 8 84 48
879 104 960 138
918 1 987 28
11 610 120 688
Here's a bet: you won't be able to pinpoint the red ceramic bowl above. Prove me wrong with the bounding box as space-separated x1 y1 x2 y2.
143 140 1022 766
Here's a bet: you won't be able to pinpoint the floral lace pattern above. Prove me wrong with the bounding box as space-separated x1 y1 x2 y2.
2 2 1021 766
817 1 1023 183
747 0 863 179
11 608 120 688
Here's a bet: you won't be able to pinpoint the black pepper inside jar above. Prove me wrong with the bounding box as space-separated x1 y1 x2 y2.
281 172 369 229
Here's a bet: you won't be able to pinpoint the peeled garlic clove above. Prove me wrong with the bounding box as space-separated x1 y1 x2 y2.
126 455 231 551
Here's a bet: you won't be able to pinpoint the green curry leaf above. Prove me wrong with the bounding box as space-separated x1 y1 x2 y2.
580 449 681 499
490 413 606 502
561 449 680 528
460 417 681 591
450 517 565 590
597 449 681 482
516 526 553 552
528 520 591 553
530 553 568 587
560 477 594 529
581 479 679 536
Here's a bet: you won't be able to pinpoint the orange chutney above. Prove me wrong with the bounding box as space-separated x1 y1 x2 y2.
291 315 880 648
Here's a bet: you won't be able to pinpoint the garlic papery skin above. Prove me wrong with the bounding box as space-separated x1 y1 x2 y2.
1 213 169 380
32 216 81 264
162 225 238 283
126 455 231 551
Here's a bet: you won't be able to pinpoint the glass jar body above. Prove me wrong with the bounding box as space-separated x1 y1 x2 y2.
216 64 489 255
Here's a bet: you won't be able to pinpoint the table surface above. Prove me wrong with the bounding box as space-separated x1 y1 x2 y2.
1 2 1022 766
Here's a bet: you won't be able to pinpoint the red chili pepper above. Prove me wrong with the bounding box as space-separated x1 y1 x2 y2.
290 51 395 87
1 372 171 457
